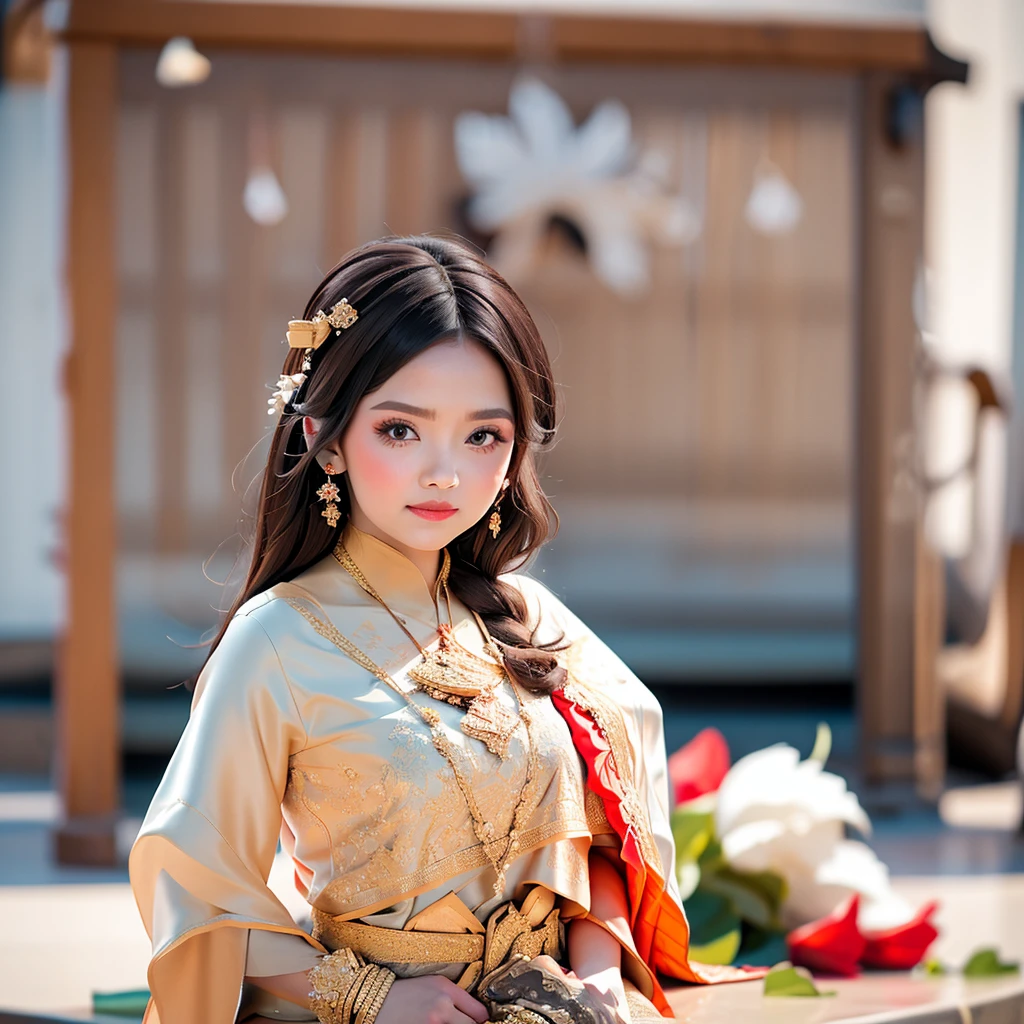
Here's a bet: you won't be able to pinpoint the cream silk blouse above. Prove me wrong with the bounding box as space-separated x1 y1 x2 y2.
129 525 683 1024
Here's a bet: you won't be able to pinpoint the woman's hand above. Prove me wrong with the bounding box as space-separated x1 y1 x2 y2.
376 975 490 1024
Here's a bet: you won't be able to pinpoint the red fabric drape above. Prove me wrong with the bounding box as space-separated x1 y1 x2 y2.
550 689 705 1011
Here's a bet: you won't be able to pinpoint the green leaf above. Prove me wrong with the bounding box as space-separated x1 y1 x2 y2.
700 866 788 931
92 989 150 1016
921 959 947 976
689 927 742 966
739 926 790 968
962 948 1021 977
697 835 725 872
676 859 701 901
670 806 714 864
683 890 740 947
763 963 836 998
671 803 716 901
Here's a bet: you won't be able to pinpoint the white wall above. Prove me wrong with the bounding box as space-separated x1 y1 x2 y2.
0 72 65 639
927 0 1020 368
925 0 1024 550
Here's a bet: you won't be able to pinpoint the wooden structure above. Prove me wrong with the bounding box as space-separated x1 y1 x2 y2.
52 0 966 863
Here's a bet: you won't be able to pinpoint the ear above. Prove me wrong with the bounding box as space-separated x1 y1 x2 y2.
303 416 347 473
302 416 319 451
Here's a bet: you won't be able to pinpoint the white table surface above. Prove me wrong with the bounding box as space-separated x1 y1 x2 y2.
666 972 1024 1024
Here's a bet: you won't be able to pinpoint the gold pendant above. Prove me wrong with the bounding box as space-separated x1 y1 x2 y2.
460 690 521 760
407 624 504 698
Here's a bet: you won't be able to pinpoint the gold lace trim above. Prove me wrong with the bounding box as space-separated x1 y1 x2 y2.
560 675 662 875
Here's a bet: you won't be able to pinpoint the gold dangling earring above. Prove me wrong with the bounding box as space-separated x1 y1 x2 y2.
488 480 509 539
316 462 341 529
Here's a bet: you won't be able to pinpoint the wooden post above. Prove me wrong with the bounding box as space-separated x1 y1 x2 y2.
55 38 121 864
855 72 944 795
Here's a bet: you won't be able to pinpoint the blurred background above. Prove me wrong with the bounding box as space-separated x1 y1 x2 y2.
4 0 1024 1013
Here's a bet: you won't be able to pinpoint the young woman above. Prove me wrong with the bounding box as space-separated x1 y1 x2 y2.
129 236 726 1024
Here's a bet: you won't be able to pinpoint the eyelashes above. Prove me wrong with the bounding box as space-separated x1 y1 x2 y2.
466 428 507 451
374 418 509 452
375 419 418 447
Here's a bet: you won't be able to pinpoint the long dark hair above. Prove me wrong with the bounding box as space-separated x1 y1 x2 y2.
207 235 566 694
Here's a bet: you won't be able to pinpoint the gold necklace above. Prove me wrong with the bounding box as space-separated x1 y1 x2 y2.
282 594 538 898
333 543 519 760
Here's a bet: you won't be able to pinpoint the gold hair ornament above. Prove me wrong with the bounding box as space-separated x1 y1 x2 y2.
287 298 359 351
274 298 359 413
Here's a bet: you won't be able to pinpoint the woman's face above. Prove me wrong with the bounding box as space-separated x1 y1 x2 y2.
309 336 515 558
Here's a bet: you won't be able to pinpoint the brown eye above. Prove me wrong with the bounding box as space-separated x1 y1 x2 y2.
375 420 419 445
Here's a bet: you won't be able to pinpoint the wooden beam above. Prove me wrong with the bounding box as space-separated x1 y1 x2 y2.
62 0 958 75
65 0 518 60
855 72 943 794
56 38 121 865
551 17 931 71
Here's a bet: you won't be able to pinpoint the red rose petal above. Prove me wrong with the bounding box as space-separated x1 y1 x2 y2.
668 728 731 805
860 901 940 970
788 894 866 978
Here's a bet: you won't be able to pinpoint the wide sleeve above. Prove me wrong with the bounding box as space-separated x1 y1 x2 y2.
129 610 326 1024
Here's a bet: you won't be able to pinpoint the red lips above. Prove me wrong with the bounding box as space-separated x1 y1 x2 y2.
407 502 458 521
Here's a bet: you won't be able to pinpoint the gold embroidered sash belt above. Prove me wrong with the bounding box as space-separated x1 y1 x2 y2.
312 886 564 994
311 916 486 964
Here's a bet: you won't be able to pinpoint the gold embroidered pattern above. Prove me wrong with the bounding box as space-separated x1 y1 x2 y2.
312 914 486 963
584 787 613 835
317 816 591 918
275 592 597 920
560 664 662 874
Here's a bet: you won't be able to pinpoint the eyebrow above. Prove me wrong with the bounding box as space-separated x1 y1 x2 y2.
370 401 513 422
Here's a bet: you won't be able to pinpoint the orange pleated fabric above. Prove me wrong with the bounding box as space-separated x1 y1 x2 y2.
550 689 762 1015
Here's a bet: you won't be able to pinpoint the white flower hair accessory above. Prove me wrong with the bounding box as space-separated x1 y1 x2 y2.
271 298 358 416
268 372 308 416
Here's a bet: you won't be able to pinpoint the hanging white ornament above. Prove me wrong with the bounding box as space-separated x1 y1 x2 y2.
455 76 695 297
745 161 803 236
155 37 211 88
243 167 288 226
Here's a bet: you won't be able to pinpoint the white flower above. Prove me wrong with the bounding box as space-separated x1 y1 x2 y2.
714 743 915 929
716 743 871 839
455 77 700 296
267 372 307 416
457 76 632 227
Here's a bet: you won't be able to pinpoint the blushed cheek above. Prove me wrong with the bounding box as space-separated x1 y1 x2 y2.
345 435 408 499
468 453 512 505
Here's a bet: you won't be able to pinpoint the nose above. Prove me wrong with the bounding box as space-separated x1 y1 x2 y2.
420 454 459 490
